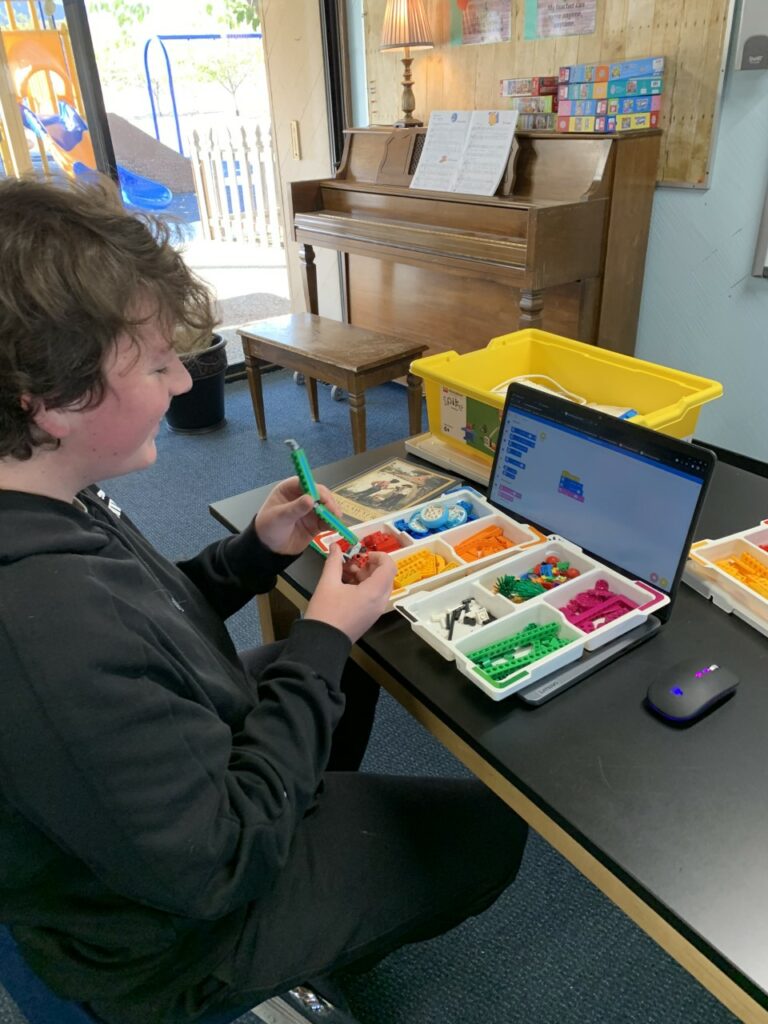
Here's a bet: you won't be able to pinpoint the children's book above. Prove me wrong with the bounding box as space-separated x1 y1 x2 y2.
330 458 460 525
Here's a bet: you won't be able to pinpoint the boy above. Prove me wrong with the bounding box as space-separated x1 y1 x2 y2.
0 177 528 1024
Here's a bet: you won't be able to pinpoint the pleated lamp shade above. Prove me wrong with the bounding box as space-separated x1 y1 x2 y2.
380 0 434 51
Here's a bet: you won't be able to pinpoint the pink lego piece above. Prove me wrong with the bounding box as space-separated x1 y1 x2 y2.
561 582 638 632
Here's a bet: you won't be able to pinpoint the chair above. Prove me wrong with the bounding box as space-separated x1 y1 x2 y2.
0 925 249 1024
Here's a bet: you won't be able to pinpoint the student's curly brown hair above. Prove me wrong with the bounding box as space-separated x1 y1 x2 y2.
0 175 217 460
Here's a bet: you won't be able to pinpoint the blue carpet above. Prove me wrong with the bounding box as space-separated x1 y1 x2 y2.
1 374 739 1024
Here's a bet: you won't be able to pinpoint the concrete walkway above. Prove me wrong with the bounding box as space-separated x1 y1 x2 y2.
180 238 291 365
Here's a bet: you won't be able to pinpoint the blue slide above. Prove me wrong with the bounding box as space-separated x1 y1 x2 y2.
21 101 173 211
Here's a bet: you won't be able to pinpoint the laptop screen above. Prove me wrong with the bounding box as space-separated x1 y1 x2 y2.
487 384 715 610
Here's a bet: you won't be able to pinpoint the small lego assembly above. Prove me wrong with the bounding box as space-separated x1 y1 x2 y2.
284 439 366 562
336 530 403 556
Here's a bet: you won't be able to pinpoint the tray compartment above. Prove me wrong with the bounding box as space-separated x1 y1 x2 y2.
388 537 469 606
469 539 599 604
394 578 520 660
442 514 544 563
542 567 666 649
688 531 768 628
453 604 583 701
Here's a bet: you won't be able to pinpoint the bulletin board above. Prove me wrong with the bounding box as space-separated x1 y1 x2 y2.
362 0 735 188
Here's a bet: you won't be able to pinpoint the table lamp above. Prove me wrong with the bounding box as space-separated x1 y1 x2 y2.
380 0 434 128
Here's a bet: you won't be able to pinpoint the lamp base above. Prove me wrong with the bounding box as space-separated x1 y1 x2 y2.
394 116 423 128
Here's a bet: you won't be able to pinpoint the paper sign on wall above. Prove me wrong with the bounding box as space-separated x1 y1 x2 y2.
524 0 597 40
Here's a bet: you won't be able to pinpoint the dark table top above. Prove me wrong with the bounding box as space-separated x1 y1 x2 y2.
210 440 768 1006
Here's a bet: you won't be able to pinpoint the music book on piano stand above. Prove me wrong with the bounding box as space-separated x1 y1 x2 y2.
410 109 519 196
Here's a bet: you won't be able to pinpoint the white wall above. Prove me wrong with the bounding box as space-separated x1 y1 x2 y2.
260 0 342 319
636 63 768 460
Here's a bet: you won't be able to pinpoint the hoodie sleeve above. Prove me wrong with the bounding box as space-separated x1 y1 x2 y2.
83 488 294 622
0 579 351 921
177 525 298 620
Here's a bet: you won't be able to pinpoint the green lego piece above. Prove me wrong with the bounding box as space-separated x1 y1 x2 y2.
285 438 320 500
468 622 572 686
475 667 528 688
284 439 361 549
313 501 360 546
495 575 546 601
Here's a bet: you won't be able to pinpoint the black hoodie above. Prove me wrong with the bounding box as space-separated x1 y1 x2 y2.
0 487 350 1014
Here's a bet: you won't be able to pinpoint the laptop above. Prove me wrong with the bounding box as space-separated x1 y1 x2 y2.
485 383 716 704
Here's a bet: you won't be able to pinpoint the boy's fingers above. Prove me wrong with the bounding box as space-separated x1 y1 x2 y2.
326 544 345 570
289 494 315 518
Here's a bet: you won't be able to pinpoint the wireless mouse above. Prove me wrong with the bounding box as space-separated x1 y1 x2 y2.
646 659 739 723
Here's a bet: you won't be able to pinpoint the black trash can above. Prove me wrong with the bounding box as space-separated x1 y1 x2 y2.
166 333 228 433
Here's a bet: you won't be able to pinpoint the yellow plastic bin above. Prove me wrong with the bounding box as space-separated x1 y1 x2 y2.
410 329 723 465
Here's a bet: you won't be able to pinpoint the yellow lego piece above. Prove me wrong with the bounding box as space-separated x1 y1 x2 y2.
393 550 460 590
716 552 768 600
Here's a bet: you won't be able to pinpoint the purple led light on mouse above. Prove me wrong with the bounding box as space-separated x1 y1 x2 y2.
694 663 719 678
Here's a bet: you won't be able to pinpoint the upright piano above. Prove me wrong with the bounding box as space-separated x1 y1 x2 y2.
289 125 661 357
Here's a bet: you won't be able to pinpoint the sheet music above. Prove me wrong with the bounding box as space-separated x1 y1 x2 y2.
410 109 518 197
454 110 519 195
409 110 472 192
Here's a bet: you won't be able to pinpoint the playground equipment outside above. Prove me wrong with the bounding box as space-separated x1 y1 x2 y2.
2 25 172 209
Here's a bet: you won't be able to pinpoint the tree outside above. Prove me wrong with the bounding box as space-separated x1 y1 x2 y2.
85 0 269 146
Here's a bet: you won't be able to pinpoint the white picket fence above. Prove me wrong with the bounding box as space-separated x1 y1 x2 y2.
188 122 283 246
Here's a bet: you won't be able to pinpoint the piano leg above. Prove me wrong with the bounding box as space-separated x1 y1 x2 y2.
578 277 602 344
519 288 545 329
299 243 319 315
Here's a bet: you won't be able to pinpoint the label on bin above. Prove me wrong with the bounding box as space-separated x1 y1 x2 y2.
440 387 502 459
440 388 467 440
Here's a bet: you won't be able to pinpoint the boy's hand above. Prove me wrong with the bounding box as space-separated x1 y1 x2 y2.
253 476 342 556
304 546 396 642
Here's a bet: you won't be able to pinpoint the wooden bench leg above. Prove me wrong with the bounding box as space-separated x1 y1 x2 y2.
243 353 268 439
306 377 320 421
347 386 367 454
406 372 423 437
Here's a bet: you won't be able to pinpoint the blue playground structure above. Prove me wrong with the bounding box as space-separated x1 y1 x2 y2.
20 99 173 210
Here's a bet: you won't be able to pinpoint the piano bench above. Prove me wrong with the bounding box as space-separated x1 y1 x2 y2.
237 313 427 454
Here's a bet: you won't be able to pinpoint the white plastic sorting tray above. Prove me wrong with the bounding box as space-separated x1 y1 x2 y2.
311 488 546 610
684 520 768 640
395 536 668 701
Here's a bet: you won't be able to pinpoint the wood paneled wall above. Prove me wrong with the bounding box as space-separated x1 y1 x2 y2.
362 0 733 187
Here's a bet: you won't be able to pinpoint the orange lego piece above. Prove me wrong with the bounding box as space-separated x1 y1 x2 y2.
453 525 515 563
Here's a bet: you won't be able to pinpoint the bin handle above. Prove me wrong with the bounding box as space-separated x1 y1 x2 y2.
688 540 713 566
